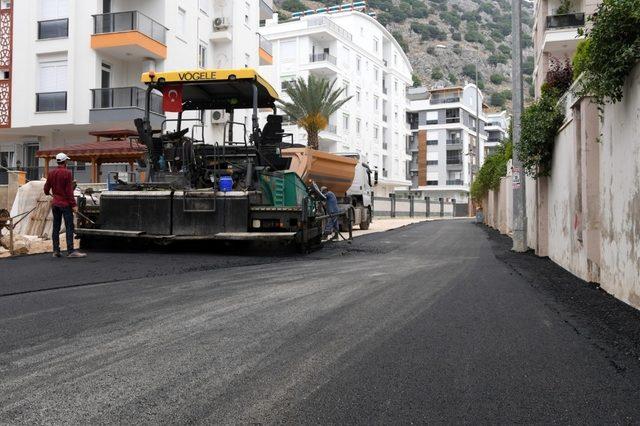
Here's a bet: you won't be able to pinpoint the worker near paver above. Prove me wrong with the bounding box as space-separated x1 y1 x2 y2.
321 186 340 240
44 152 87 258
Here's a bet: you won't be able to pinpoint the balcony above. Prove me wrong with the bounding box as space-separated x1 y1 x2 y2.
309 53 336 65
446 179 464 186
546 13 585 29
260 0 274 22
409 162 418 172
445 117 460 124
37 18 68 40
431 97 460 105
259 35 273 65
446 139 462 149
487 137 502 143
89 87 164 127
306 53 338 78
36 92 67 112
542 13 585 57
91 11 167 60
307 16 353 41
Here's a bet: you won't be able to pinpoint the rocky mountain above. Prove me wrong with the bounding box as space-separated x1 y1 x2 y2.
275 0 535 111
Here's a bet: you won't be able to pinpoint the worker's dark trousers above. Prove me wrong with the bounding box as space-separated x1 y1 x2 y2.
52 205 74 253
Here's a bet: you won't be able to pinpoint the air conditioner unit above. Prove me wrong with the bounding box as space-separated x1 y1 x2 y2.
211 109 226 124
213 17 229 31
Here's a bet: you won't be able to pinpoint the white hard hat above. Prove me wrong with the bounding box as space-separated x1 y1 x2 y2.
55 152 70 163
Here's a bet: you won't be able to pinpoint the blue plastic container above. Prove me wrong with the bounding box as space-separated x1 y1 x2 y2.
219 175 234 192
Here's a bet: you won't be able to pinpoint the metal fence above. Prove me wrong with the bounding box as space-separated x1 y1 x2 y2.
372 196 469 218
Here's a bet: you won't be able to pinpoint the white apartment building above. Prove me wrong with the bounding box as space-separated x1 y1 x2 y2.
260 9 413 196
484 110 509 158
0 0 274 182
403 84 489 204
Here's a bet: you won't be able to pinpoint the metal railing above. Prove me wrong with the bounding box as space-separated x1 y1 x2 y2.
91 87 163 115
546 13 585 29
487 137 503 143
445 117 460 124
36 92 67 112
446 179 464 185
446 159 463 165
431 97 460 105
259 35 273 56
322 124 337 134
92 11 167 44
307 16 353 41
309 53 337 65
38 18 69 39
446 139 462 145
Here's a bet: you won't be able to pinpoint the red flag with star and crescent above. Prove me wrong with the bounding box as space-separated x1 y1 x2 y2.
162 85 183 112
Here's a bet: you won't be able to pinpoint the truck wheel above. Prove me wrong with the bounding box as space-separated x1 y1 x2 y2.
359 219 370 230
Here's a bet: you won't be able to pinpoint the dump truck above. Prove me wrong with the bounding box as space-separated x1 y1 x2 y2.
283 148 375 230
76 68 356 250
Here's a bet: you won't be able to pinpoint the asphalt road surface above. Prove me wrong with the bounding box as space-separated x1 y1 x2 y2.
2 220 640 424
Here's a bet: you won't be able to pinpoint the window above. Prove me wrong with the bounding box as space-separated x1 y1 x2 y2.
356 56 361 71
280 39 296 62
426 111 438 125
374 95 379 111
394 54 398 65
373 125 379 140
38 0 69 39
394 80 398 94
447 150 463 165
373 37 379 52
198 43 207 68
37 59 67 111
427 139 438 146
356 89 361 104
343 114 349 131
244 53 250 68
342 80 349 97
342 47 350 69
177 7 186 37
244 1 251 26
426 160 438 166
446 108 460 123
356 118 361 134
281 76 296 90
374 67 379 82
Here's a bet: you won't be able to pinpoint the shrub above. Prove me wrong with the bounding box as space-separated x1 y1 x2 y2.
575 0 640 104
431 68 444 80
518 88 565 178
545 57 573 94
572 39 590 80
281 0 306 12
490 73 505 84
412 73 422 87
471 137 513 201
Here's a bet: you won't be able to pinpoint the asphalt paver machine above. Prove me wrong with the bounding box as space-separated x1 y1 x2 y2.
77 69 329 249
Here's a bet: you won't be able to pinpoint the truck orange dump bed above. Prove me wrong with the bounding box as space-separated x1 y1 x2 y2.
281 148 358 196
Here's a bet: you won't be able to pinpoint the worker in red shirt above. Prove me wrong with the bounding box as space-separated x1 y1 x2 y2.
44 153 87 258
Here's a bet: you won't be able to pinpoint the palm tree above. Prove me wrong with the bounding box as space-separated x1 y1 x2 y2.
277 75 352 150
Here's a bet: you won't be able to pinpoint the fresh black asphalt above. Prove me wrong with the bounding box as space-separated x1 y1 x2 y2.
1 220 639 423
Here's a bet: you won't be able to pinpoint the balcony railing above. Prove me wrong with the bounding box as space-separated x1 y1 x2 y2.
322 124 337 134
487 137 502 143
445 117 460 124
309 53 337 65
546 13 585 29
447 159 463 166
431 97 460 105
93 11 167 44
307 16 353 41
36 91 67 112
447 179 464 185
37 18 69 40
91 87 163 115
446 139 462 145
259 35 273 56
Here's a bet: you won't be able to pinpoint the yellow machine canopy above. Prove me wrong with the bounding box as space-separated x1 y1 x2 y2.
141 68 279 111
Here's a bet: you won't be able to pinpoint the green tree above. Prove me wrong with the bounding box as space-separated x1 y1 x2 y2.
412 73 422 87
278 76 352 150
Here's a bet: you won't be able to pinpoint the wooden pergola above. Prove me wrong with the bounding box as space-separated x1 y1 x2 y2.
36 130 146 183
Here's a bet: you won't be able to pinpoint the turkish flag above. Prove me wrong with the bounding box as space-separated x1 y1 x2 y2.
162 85 183 112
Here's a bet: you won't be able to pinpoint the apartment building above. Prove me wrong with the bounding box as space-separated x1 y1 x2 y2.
403 85 489 204
484 110 509 159
260 8 413 196
533 0 599 97
0 0 274 182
